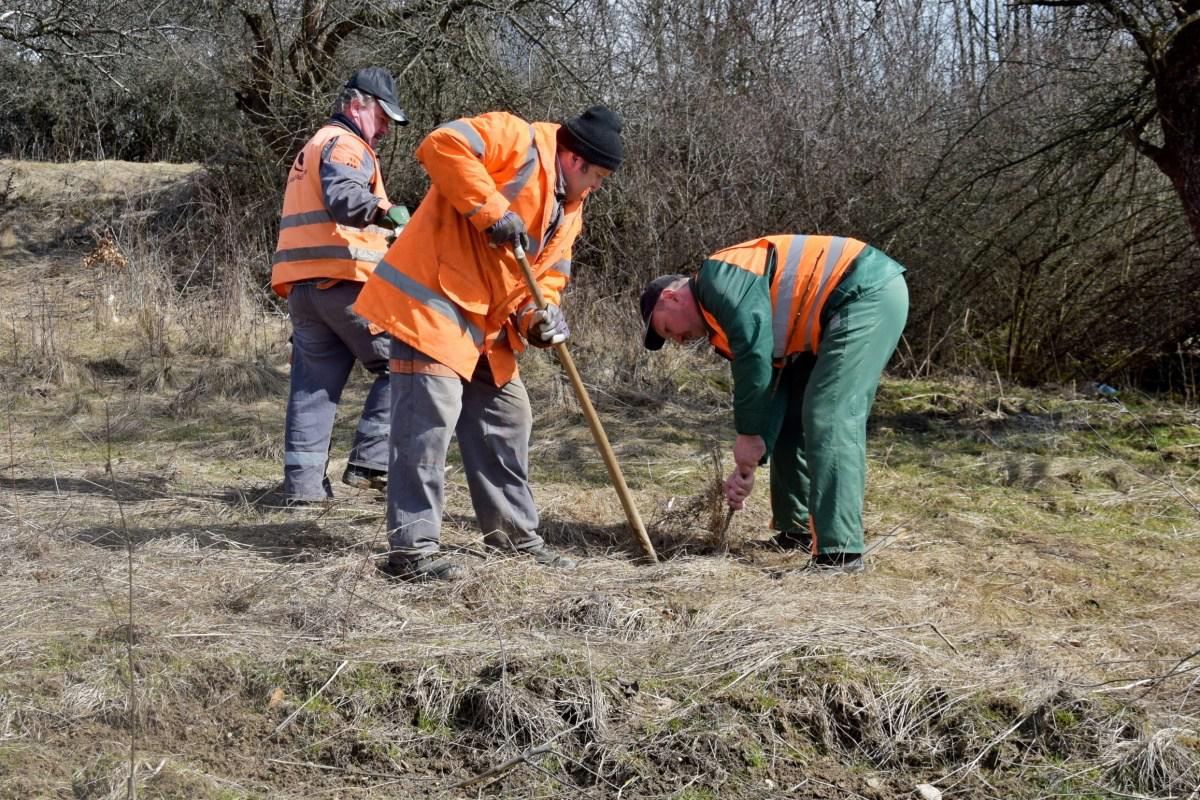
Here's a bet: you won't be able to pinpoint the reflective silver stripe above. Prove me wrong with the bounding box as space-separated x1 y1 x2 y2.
438 120 485 158
374 260 485 347
772 236 808 358
356 419 390 437
550 259 571 278
502 127 541 257
285 451 327 466
803 236 848 348
279 209 334 229
500 126 538 203
272 245 387 265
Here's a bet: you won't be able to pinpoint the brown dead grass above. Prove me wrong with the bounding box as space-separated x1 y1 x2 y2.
0 160 1197 799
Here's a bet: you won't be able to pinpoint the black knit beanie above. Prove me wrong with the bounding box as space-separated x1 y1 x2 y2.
557 105 623 171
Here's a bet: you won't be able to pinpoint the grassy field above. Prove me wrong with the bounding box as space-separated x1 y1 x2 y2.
1 160 1198 799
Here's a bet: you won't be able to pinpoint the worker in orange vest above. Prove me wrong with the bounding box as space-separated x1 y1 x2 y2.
640 235 909 572
354 106 623 581
271 67 411 503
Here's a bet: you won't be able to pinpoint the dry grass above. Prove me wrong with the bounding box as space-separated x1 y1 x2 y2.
0 160 1198 799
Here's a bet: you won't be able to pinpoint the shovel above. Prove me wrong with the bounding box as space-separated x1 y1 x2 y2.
512 244 657 563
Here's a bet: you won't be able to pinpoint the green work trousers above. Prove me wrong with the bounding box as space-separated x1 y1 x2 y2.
768 264 908 555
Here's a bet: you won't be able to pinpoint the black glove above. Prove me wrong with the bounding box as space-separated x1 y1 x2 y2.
377 205 410 230
529 304 569 345
486 210 530 251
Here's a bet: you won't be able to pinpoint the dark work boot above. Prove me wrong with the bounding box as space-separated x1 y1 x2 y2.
342 463 387 492
383 555 465 583
523 545 576 569
748 528 811 551
769 529 812 551
808 552 866 574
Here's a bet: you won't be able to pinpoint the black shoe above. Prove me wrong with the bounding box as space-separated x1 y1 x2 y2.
342 464 387 492
748 529 811 551
382 555 464 582
769 529 812 551
523 545 576 569
809 552 866 573
273 492 333 509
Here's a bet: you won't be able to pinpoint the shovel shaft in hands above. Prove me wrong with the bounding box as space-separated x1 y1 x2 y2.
513 245 657 563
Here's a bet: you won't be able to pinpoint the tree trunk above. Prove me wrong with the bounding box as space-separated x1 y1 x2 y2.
1151 18 1200 246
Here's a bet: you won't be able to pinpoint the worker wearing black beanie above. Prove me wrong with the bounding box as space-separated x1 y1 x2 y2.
354 100 626 582
557 105 624 171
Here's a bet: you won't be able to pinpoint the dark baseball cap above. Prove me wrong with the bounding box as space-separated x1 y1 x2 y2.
639 274 687 351
346 67 409 125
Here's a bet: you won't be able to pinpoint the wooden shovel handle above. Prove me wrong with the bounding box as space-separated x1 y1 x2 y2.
513 245 657 563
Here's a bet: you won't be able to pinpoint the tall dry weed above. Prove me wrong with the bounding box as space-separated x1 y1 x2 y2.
1103 726 1200 796
97 168 285 364
3 285 85 388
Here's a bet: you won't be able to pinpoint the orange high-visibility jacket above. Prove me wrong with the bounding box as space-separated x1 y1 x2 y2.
700 235 868 360
271 123 393 297
353 111 581 384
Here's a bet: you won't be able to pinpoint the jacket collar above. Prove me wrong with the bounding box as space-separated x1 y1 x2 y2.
329 113 367 143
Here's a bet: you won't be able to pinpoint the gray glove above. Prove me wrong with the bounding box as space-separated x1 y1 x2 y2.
486 210 530 251
530 304 569 345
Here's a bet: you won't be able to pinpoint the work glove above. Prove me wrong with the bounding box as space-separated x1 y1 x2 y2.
486 210 530 252
528 304 570 346
377 204 410 231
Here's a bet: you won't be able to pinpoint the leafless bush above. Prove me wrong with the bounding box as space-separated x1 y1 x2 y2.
168 358 287 418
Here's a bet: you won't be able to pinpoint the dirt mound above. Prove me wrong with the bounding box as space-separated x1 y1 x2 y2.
0 158 203 255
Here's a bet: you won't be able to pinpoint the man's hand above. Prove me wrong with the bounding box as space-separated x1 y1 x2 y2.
529 304 570 345
486 210 530 251
733 434 766 470
377 205 410 230
724 465 756 510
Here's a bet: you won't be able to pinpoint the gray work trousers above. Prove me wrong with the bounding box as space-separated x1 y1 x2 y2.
386 340 543 561
283 281 390 500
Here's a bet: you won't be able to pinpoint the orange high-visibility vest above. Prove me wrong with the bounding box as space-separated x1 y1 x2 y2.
271 124 391 297
353 111 581 384
701 235 868 359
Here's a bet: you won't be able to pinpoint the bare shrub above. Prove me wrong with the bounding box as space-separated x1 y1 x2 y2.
454 677 565 752
168 358 287 419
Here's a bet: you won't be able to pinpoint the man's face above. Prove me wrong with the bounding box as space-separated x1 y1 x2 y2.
353 97 390 149
652 285 707 345
560 152 612 203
